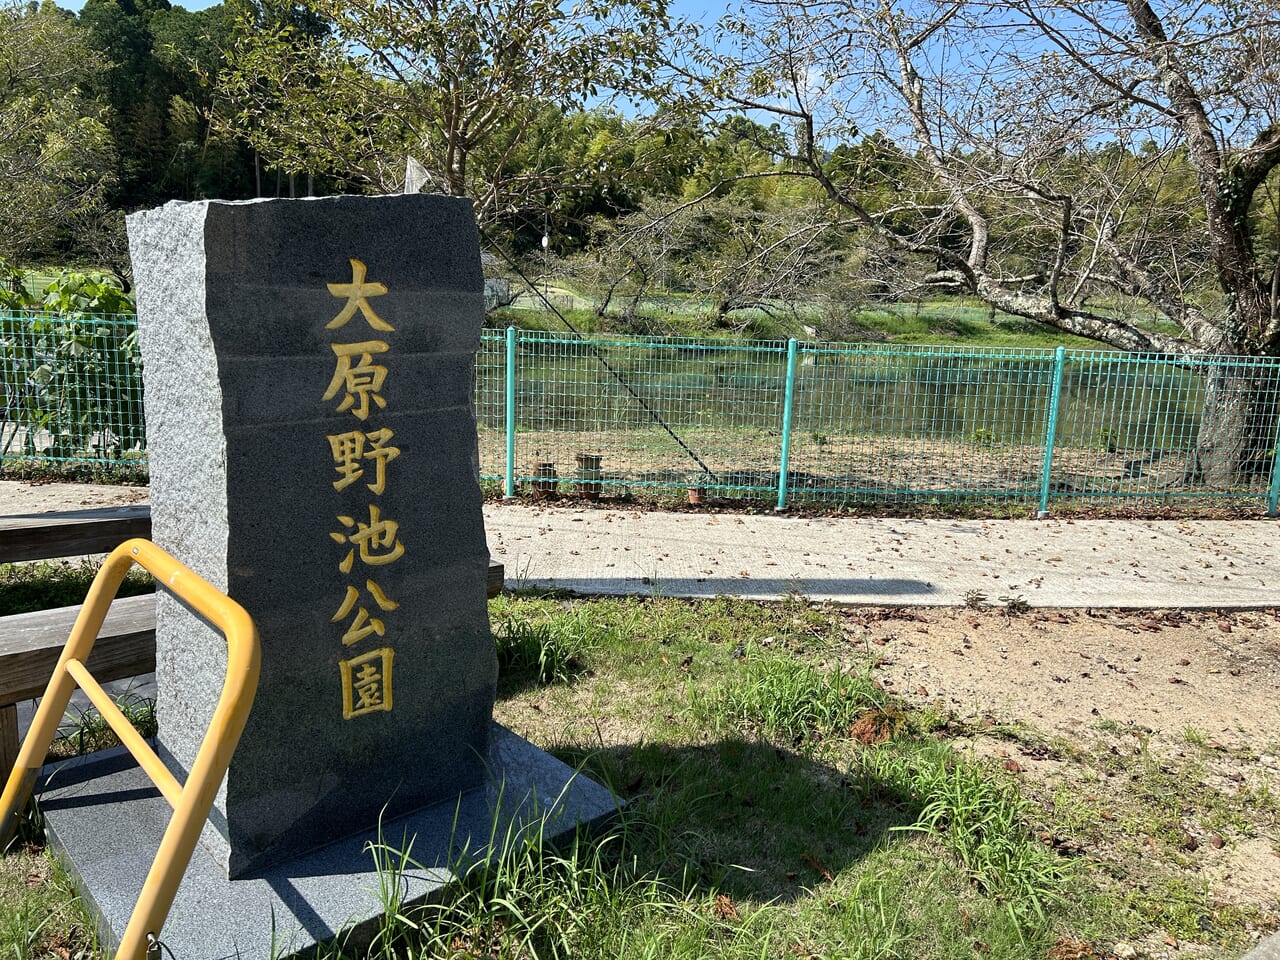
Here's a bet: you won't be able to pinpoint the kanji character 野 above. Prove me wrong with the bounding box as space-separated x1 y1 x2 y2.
327 427 400 494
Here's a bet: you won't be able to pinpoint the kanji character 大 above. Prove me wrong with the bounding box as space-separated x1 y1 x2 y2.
326 259 393 332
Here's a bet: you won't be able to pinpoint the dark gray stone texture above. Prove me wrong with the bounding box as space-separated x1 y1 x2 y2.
38 726 620 960
126 196 498 876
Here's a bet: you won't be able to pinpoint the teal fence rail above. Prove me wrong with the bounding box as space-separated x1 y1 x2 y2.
5 313 1280 512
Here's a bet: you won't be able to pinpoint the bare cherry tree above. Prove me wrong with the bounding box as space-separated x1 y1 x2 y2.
667 0 1280 482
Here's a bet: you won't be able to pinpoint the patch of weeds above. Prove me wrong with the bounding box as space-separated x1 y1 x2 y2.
359 808 774 960
862 741 1068 923
1183 726 1209 747
692 658 887 742
999 594 1030 616
968 428 999 446
1124 875 1268 948
47 692 157 760
963 589 988 609
0 459 148 485
493 613 589 687
0 844 99 958
0 559 153 616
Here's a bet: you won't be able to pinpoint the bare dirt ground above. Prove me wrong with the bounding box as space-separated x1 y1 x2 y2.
856 605 1280 753
850 602 1280 942
0 478 148 514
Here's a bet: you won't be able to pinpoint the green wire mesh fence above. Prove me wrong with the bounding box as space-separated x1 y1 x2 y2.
0 311 144 464
479 331 1280 513
5 312 1280 512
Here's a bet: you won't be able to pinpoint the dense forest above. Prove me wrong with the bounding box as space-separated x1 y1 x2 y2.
3 0 1280 480
3 0 1279 359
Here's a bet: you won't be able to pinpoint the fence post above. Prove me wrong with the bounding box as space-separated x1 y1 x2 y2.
504 326 517 499
776 338 799 511
1037 346 1066 518
1267 409 1280 517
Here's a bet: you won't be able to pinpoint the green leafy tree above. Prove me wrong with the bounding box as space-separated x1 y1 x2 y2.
216 0 677 226
79 0 255 207
0 0 114 264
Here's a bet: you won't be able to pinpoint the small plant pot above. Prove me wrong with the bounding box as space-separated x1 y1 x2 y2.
575 452 604 500
687 485 706 506
532 462 558 497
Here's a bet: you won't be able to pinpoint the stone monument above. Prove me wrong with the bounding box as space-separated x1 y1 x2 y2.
36 195 616 958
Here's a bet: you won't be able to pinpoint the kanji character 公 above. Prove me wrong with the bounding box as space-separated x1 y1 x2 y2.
331 579 400 647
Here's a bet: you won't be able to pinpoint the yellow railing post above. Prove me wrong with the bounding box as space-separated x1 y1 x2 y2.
0 538 261 960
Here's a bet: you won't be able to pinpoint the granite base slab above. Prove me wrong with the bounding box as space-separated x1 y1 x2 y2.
36 723 618 960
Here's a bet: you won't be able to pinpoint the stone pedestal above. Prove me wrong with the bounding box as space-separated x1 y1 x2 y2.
39 728 618 959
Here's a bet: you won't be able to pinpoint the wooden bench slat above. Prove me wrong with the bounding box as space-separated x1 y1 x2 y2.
0 505 151 564
0 594 157 703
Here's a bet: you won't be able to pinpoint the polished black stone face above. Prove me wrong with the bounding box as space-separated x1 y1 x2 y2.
129 195 498 877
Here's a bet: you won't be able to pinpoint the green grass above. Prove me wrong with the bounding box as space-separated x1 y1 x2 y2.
3 593 1276 958
0 846 100 960
47 692 157 760
0 559 154 616
691 657 887 741
496 293 1142 350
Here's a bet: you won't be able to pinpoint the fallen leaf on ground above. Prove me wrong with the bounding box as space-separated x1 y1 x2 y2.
801 852 834 881
712 894 739 921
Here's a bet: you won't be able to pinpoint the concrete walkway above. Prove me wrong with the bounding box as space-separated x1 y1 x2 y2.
23 506 1276 738
485 503 1279 608
0 475 1272 608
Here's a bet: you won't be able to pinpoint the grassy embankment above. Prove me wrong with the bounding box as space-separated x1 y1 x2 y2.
2 574 1275 959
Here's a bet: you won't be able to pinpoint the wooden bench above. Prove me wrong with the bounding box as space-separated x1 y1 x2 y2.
0 504 505 773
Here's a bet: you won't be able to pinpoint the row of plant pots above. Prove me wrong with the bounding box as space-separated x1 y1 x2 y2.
527 453 707 504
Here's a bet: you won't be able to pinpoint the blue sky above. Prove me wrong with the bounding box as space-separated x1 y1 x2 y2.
56 0 728 19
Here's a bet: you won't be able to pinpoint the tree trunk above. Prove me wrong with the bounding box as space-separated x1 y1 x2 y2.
1189 366 1279 488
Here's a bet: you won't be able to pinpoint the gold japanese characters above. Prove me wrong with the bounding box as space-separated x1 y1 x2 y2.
324 258 402 719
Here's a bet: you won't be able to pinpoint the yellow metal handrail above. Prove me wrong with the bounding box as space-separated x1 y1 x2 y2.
0 538 261 960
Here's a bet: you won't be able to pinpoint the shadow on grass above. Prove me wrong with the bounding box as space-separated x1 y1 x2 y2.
552 737 921 905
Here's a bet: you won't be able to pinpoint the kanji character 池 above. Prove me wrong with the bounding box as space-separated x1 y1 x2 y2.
329 504 406 573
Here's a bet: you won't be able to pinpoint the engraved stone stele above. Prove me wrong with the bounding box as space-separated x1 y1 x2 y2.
136 194 497 877
36 196 617 960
